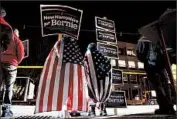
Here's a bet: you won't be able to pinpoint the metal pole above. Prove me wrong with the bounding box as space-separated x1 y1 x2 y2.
155 24 176 94
0 24 2 95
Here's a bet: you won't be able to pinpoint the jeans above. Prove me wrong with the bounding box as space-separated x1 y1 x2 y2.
0 63 17 105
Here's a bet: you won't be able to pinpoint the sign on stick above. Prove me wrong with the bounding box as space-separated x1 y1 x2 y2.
40 4 83 39
106 91 127 108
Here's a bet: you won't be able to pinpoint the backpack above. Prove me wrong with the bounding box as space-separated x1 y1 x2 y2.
136 37 152 62
147 42 164 67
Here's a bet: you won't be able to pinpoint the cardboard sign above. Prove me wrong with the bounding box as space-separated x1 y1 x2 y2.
97 42 119 59
96 29 117 44
22 39 29 58
106 91 127 108
95 16 115 32
111 68 123 85
40 4 83 39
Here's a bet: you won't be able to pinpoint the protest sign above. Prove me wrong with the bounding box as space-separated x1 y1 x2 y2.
97 42 119 59
106 91 127 108
40 5 83 39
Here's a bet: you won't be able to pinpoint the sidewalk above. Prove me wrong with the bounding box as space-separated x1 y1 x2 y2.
0 105 176 118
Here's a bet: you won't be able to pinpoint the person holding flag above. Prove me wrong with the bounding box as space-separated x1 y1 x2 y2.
84 43 112 116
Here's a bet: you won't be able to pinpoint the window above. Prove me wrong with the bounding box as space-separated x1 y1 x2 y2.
123 74 128 83
138 62 144 69
118 60 126 68
132 89 139 100
129 75 137 84
111 59 119 68
128 61 136 69
127 49 136 56
118 48 125 55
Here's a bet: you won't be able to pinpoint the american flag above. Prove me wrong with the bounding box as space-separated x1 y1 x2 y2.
35 37 88 113
84 47 112 104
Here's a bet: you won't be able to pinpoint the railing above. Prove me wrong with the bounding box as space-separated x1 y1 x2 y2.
18 66 146 75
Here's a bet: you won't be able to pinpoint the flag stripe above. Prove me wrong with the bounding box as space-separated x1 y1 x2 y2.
100 80 103 101
77 65 83 110
57 63 66 110
62 63 70 110
35 53 50 113
73 65 78 110
43 51 56 112
52 59 60 110
38 51 53 112
87 51 99 101
82 66 87 111
84 56 97 100
47 55 58 111
67 64 74 110
52 41 63 111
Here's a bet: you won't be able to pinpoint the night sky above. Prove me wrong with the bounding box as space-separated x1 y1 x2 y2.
1 1 176 68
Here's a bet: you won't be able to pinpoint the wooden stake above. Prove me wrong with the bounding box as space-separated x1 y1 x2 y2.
58 34 63 41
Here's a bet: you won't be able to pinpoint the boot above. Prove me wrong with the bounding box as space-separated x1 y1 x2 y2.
155 106 176 115
100 109 107 116
70 110 81 117
1 105 13 117
100 103 107 116
88 105 96 116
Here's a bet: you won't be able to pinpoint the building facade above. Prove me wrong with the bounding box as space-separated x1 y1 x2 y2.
112 41 152 105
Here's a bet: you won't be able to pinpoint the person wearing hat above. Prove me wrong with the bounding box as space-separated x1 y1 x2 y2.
0 7 25 117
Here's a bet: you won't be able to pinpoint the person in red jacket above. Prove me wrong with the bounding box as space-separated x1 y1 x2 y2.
0 7 24 117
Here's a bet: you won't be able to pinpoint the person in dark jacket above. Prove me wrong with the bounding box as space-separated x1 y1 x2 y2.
136 36 175 115
0 7 25 117
84 43 112 116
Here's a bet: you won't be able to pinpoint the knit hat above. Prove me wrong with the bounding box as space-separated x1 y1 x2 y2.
0 6 6 17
